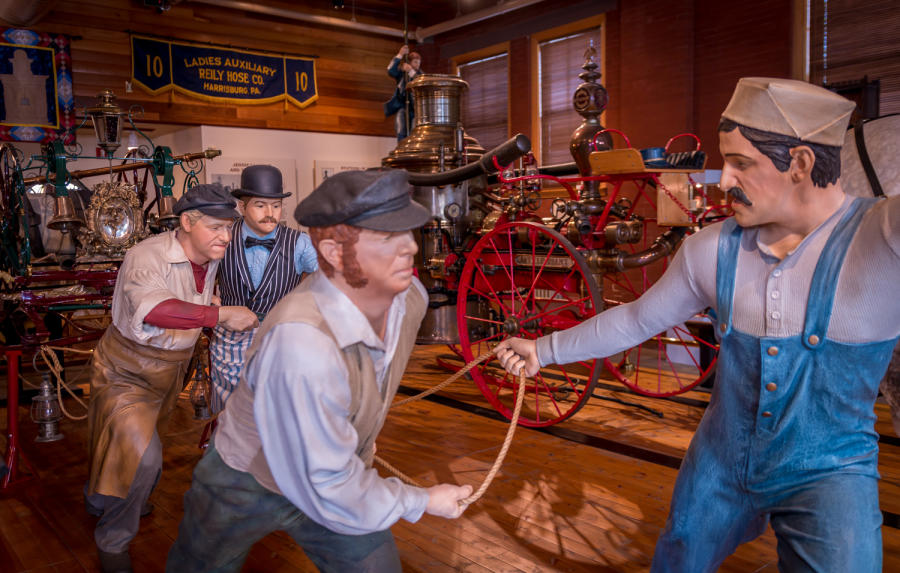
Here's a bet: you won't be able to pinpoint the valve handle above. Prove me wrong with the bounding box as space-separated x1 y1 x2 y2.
664 133 702 153
592 128 631 151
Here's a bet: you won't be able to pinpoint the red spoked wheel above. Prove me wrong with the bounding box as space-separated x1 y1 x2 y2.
600 184 718 397
457 221 602 427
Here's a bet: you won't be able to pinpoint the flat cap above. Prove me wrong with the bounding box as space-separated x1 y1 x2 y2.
721 77 856 146
174 182 241 219
295 169 430 231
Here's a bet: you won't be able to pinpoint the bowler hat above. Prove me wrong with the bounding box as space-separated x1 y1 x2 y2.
295 169 430 232
174 183 240 219
231 165 291 199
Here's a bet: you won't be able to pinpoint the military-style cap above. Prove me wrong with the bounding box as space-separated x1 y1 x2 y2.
231 164 291 199
721 77 856 146
295 169 430 231
174 182 240 219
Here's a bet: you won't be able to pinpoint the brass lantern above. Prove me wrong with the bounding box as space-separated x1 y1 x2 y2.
30 374 64 442
87 90 127 158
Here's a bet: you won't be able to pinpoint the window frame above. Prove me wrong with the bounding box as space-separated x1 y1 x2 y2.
531 14 606 165
451 41 511 151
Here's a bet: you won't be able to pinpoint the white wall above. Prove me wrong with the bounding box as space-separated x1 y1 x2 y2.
199 125 396 228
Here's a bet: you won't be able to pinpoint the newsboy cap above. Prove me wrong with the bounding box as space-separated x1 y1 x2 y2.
295 169 430 231
174 182 241 219
721 77 856 147
231 164 291 199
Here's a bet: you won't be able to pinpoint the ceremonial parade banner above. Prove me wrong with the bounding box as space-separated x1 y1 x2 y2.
131 35 318 108
0 28 75 143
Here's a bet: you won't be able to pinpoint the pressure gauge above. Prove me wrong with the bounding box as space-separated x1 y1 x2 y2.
444 202 462 220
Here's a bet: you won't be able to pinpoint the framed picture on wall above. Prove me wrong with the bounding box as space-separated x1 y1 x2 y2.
313 160 373 187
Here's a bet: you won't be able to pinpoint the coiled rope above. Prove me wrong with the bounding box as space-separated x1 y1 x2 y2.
375 351 527 506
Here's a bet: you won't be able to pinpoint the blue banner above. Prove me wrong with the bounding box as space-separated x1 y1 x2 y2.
131 35 317 108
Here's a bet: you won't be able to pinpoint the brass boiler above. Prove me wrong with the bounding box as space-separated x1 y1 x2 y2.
383 74 486 344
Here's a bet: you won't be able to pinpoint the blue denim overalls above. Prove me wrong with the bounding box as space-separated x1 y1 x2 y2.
652 197 897 572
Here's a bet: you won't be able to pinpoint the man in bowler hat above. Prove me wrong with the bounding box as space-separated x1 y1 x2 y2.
209 164 318 414
496 78 900 570
168 169 473 572
84 183 258 572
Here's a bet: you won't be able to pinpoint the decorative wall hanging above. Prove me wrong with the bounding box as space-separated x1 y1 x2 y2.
131 35 318 108
0 28 75 144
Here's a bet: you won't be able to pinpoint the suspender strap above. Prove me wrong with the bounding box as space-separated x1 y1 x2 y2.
854 119 885 198
802 197 876 349
714 217 743 335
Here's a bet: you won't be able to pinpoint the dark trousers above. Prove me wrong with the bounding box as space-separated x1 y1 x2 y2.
166 443 402 573
85 432 162 553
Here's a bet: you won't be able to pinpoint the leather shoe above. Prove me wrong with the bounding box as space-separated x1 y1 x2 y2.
98 549 132 573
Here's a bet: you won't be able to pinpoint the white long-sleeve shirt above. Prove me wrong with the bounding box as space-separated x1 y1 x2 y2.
538 194 900 367
237 273 430 534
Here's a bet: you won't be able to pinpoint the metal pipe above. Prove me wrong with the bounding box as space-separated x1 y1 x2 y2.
190 0 405 38
607 228 688 271
406 134 531 187
23 149 221 185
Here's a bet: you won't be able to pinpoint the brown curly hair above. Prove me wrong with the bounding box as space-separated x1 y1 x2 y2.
308 224 368 288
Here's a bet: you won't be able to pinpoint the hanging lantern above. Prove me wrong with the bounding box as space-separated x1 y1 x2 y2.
30 374 64 442
87 90 127 158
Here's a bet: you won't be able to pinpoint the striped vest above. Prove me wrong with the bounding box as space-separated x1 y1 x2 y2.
218 220 303 315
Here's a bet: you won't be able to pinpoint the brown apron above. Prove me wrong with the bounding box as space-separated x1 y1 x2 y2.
86 325 194 498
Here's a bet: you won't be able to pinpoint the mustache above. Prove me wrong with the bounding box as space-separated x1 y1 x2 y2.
258 217 278 224
725 186 753 206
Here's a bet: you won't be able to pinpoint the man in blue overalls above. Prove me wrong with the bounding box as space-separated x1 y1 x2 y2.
496 77 900 571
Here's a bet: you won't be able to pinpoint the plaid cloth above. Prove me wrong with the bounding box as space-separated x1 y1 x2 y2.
209 325 256 415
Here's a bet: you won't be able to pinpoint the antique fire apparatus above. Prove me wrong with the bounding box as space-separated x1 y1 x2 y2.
384 47 729 427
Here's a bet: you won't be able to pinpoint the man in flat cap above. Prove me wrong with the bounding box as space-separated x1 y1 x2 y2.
84 183 258 573
208 165 318 415
496 77 900 571
167 169 473 572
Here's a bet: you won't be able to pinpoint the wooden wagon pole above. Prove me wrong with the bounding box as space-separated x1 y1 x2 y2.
23 148 222 186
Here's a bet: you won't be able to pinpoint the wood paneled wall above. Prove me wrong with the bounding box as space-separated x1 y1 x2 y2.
430 0 795 169
20 0 408 136
9 0 795 155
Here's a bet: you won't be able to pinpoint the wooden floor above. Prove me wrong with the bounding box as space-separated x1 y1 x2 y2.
2 344 900 572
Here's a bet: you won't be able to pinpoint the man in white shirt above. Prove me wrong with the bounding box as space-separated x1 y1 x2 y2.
167 169 472 572
84 183 258 573
496 78 900 571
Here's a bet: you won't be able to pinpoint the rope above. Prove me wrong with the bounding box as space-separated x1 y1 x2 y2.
38 345 89 421
375 351 528 506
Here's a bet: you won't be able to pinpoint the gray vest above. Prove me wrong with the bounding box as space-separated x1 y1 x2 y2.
215 275 426 494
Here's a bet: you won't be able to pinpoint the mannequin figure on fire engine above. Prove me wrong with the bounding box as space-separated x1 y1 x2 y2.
209 164 318 414
384 44 422 140
497 77 900 571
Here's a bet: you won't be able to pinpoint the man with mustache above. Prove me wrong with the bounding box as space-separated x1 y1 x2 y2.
209 164 318 414
496 78 900 570
167 169 472 571
84 183 259 573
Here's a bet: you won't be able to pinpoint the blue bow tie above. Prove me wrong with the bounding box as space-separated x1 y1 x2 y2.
244 236 276 251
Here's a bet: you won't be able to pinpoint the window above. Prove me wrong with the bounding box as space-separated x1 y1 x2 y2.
809 0 900 115
538 27 602 165
458 52 509 151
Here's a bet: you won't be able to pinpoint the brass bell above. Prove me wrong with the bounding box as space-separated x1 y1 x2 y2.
156 195 180 230
47 194 84 233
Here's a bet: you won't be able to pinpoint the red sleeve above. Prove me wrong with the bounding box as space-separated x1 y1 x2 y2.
144 298 219 330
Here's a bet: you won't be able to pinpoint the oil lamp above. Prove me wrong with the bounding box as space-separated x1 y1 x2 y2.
87 89 127 158
30 373 64 442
